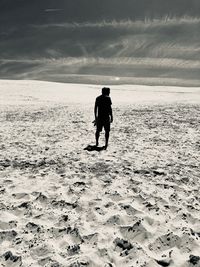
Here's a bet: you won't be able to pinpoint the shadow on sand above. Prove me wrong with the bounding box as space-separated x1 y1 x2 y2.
84 145 106 152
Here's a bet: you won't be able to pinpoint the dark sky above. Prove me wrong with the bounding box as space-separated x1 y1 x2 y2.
0 0 200 26
0 0 200 84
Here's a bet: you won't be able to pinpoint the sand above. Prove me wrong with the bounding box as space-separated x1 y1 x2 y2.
0 80 199 267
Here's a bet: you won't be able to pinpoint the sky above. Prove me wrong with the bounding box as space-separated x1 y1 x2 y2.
0 0 200 85
1 0 200 24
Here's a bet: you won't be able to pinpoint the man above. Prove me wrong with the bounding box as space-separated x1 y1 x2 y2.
94 87 113 149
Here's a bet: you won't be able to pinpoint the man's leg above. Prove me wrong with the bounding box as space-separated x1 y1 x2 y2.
95 130 100 147
96 120 103 147
104 121 110 149
105 130 109 149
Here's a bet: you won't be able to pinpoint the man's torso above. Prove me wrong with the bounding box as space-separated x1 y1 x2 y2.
96 95 112 120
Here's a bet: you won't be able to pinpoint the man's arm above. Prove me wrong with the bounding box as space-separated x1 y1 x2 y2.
94 99 98 121
109 98 113 123
110 107 113 123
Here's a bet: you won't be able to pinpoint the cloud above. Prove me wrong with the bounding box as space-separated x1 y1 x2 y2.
1 17 200 60
1 56 200 86
0 17 200 85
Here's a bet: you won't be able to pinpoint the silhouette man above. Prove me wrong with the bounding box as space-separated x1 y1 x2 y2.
94 87 113 149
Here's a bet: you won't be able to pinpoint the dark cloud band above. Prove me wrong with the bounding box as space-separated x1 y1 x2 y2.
1 0 200 26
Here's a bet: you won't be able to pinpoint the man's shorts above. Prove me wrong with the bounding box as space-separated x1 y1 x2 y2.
96 118 110 132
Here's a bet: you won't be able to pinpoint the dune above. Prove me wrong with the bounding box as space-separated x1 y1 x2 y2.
0 79 199 266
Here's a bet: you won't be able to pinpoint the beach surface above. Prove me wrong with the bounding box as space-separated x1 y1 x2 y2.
0 80 200 267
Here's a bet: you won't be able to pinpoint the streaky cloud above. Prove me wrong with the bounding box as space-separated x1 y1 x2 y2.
0 17 200 85
34 16 200 28
2 56 200 69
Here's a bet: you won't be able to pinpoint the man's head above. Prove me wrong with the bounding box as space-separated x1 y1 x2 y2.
102 87 110 96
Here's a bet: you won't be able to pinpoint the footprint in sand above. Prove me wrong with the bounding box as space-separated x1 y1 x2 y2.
120 220 150 243
82 232 98 246
106 214 122 225
1 251 22 267
34 192 48 202
25 222 43 234
188 255 200 266
148 232 181 252
0 230 17 243
0 220 17 230
12 192 30 200
119 203 142 216
38 257 59 267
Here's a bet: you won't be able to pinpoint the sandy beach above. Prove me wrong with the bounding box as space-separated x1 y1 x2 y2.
0 80 199 267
